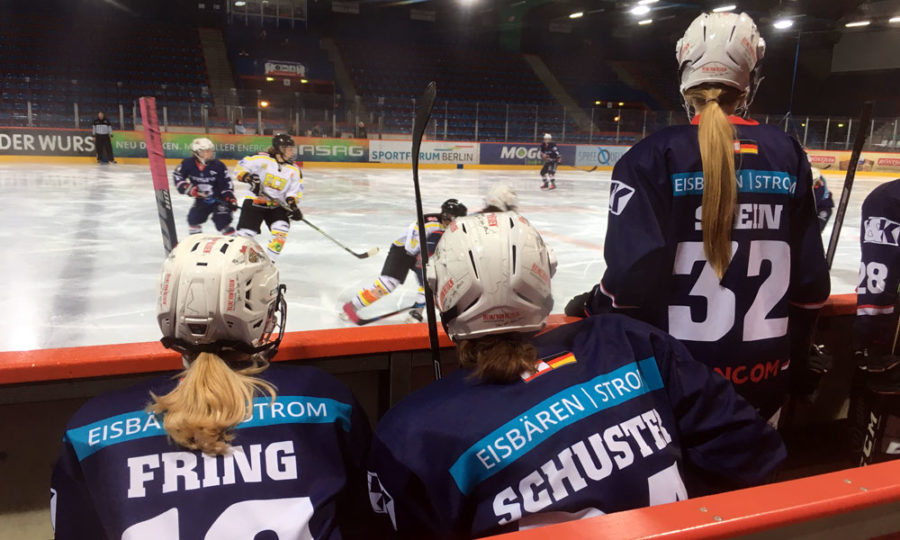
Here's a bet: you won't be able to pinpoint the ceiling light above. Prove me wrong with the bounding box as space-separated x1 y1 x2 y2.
638 19 652 25
265 77 275 82
845 20 870 27
618 102 625 106
594 100 602 105
837 123 845 128
890 16 900 23
773 18 793 29
713 5 736 13
569 11 583 19
630 5 650 15
638 0 658 4
300 78 308 84
234 0 246 5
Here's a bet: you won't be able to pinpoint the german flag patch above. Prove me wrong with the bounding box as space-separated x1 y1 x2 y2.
522 352 577 382
734 139 759 155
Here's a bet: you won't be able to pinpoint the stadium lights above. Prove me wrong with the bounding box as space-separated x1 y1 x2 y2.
845 20 870 27
630 5 651 15
638 19 652 25
594 100 602 105
638 0 658 4
259 100 270 108
265 76 275 82
890 16 900 23
618 102 625 106
837 123 845 128
773 18 793 29
569 11 584 19
713 5 736 13
300 78 309 84
234 0 246 6
614 116 620 122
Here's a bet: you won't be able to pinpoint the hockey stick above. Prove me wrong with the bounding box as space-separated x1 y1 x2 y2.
412 81 443 381
356 303 423 326
302 218 380 259
561 164 598 173
139 97 178 254
825 101 874 270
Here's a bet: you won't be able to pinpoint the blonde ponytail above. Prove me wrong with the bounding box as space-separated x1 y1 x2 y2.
685 85 745 278
458 334 538 384
148 352 277 455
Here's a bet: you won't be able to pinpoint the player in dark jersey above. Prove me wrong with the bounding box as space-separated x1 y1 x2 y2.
173 138 238 236
51 235 371 539
811 166 834 232
539 133 560 190
366 212 784 538
341 199 467 325
565 12 830 422
850 179 900 465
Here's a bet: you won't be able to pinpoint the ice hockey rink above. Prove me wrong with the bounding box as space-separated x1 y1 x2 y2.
0 162 886 352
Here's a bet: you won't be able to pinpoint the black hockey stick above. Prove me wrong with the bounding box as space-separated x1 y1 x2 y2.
139 97 178 254
302 218 380 259
356 303 422 326
561 164 598 173
412 81 443 381
825 101 874 270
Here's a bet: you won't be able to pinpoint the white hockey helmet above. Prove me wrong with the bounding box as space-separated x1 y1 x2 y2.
543 133 552 141
675 12 765 108
190 137 215 164
484 183 519 212
158 235 286 359
427 212 557 341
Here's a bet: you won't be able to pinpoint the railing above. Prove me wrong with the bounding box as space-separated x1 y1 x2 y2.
3 81 898 151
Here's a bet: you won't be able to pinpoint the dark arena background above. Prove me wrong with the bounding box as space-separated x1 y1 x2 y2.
1 0 900 537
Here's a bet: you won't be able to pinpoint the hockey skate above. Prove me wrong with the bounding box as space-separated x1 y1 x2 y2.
340 301 361 324
548 180 557 190
540 180 549 190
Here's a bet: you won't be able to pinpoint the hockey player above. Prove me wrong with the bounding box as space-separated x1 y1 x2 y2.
539 133 560 190
51 235 372 539
172 137 237 236
366 213 785 538
812 166 834 232
564 12 830 423
342 199 467 325
850 179 900 465
234 133 304 260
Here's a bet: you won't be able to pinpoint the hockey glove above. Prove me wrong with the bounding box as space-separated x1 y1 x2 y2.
175 181 189 195
790 343 833 401
222 195 239 211
565 292 591 318
287 200 303 221
189 185 203 198
244 173 263 196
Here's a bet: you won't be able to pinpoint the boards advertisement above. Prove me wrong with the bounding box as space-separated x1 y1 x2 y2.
575 145 630 169
479 142 576 166
0 128 96 156
369 140 479 164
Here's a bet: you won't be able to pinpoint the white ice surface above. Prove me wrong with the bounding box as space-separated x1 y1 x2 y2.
0 163 885 352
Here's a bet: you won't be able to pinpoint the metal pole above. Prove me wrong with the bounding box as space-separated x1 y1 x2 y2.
589 108 594 144
505 104 509 142
893 119 898 148
74 102 79 129
784 114 789 132
163 106 169 132
188 102 192 126
642 110 647 139
615 108 621 144
475 102 479 141
133 101 138 128
824 117 830 150
27 101 33 127
332 111 337 137
803 116 809 147
845 118 853 150
869 118 875 147
764 115 769 125
202 106 209 134
533 105 538 142
411 98 416 135
443 101 448 140
295 111 300 136
257 108 263 135
561 107 567 143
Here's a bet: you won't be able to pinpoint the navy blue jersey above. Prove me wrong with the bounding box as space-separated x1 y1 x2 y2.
813 174 834 212
172 158 234 203
51 365 371 539
854 179 900 356
539 142 560 161
590 117 830 416
367 315 784 539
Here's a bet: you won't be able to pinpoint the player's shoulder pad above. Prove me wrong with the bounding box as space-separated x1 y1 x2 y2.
263 364 357 404
63 373 180 431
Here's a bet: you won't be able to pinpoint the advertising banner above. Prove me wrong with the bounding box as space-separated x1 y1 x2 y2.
0 128 95 156
479 142 576 166
264 60 307 78
575 145 630 169
369 140 479 164
110 133 367 162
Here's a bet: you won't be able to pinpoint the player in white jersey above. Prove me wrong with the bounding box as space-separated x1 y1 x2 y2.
233 133 304 260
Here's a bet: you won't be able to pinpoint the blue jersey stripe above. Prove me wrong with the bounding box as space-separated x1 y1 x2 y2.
448 357 664 495
66 396 352 461
672 169 798 197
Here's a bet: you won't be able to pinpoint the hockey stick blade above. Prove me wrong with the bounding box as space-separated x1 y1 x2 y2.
411 81 443 381
562 164 598 172
301 218 379 259
355 304 422 326
825 101 874 269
